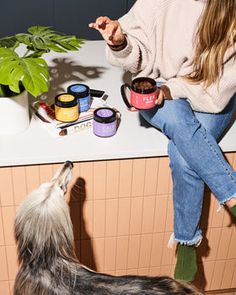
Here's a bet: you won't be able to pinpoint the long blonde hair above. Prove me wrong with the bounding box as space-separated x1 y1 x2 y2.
185 0 236 87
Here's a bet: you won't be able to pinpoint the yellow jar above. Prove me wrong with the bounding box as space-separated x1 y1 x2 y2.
55 93 79 123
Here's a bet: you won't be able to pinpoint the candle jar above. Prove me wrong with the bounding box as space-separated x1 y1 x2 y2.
55 93 79 122
121 77 158 110
93 107 117 137
67 84 91 112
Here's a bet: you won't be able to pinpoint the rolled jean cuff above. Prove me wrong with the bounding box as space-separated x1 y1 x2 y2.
219 192 236 206
173 230 202 247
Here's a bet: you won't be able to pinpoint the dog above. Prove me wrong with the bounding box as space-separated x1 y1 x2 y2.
14 161 204 295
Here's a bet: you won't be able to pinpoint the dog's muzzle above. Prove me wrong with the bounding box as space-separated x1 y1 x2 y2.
64 161 73 169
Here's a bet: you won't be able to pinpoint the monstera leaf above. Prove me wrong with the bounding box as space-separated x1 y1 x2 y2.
0 48 49 97
16 26 84 56
0 36 18 48
0 26 84 97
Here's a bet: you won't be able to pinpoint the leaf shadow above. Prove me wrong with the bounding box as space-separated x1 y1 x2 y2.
38 57 107 103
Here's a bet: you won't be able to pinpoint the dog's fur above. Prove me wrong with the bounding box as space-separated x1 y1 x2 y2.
14 161 204 295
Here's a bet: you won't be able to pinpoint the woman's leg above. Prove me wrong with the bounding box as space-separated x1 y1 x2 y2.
167 97 236 281
168 141 202 281
167 97 236 245
140 96 236 281
140 97 236 206
168 141 204 244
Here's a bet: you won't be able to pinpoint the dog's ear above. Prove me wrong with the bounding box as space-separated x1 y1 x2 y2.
51 161 73 193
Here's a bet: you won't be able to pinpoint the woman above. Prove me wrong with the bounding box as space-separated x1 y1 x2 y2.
89 0 236 282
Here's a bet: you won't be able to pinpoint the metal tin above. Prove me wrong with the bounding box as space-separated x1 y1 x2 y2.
93 107 117 137
55 93 79 123
67 84 91 112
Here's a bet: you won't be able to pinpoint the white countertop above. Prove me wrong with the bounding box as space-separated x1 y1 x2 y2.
0 41 236 167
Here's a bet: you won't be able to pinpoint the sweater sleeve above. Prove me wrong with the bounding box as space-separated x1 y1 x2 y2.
105 0 158 74
166 48 236 113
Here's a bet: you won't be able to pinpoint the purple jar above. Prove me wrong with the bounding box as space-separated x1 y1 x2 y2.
93 107 117 137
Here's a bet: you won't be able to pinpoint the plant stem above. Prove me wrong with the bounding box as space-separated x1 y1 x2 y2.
0 85 6 97
12 41 20 51
23 49 30 57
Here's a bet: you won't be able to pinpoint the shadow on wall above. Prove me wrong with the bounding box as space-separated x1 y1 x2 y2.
65 171 235 289
69 177 97 271
37 57 107 103
193 188 211 290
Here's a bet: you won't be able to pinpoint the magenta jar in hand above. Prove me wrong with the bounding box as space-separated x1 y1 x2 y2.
121 77 159 110
93 107 117 137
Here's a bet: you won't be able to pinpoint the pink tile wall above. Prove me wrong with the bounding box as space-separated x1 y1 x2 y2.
0 153 236 294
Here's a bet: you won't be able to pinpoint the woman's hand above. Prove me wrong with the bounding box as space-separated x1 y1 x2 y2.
155 85 173 105
89 16 125 46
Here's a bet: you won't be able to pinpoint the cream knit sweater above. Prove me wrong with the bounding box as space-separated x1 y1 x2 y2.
106 0 236 113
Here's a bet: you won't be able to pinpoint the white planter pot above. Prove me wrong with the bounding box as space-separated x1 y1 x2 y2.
0 91 30 135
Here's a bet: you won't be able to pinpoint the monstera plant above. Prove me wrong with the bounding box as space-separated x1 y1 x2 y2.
0 25 84 97
0 26 84 135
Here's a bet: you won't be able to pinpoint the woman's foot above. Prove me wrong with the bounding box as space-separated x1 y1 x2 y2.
226 198 236 217
229 204 236 217
174 244 197 282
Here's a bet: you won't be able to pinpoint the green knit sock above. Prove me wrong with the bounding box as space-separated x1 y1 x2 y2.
229 204 236 218
174 244 197 282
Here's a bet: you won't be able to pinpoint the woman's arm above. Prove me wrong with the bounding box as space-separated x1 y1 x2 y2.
90 0 157 75
166 48 236 113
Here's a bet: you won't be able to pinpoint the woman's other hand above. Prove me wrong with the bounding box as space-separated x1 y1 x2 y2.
156 85 173 105
89 16 125 46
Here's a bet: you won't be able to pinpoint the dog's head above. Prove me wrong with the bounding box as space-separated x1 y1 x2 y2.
50 160 74 193
15 161 75 265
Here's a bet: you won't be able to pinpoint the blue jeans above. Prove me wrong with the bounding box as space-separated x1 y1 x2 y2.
140 95 236 245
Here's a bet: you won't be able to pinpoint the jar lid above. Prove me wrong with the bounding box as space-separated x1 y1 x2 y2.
67 84 90 98
55 93 77 108
93 107 116 123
